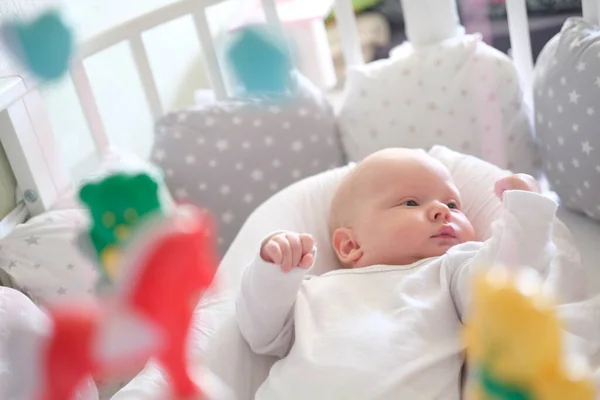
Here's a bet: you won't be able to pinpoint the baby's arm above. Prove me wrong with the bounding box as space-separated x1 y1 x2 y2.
236 232 315 358
449 174 558 319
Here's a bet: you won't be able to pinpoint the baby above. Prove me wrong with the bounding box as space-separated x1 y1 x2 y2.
237 148 556 399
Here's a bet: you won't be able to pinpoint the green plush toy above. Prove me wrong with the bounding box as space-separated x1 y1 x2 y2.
78 173 164 285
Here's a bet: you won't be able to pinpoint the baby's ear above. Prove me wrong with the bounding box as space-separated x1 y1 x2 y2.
332 227 362 268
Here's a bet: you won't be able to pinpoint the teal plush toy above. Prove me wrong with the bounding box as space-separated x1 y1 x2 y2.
0 9 74 81
224 25 294 97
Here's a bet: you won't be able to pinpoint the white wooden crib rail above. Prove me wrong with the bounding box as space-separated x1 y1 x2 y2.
70 0 364 157
67 0 581 162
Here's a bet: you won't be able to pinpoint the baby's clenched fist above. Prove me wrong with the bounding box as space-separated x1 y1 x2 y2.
494 173 540 199
260 232 315 272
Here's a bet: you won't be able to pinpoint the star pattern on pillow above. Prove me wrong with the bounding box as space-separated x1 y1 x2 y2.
152 92 344 253
534 17 600 221
0 210 99 304
338 34 539 176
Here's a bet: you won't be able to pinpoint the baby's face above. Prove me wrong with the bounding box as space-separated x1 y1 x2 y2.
332 149 476 268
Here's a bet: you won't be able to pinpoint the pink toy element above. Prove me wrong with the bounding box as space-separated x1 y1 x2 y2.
108 204 217 398
6 204 217 400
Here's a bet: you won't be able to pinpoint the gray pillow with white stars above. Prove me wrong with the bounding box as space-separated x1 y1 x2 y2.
152 76 345 254
534 17 600 221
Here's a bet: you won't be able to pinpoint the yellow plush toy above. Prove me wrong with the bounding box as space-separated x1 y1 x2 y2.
464 267 595 400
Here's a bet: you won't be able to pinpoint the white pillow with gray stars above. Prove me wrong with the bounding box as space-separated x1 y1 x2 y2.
534 17 600 221
0 209 98 304
337 33 541 176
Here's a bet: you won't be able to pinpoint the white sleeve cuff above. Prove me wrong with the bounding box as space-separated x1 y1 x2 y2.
503 190 558 224
245 253 311 300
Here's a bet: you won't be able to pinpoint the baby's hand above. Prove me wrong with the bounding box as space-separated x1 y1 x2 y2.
260 232 315 272
494 173 541 199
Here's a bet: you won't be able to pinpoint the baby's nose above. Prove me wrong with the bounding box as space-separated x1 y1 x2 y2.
431 205 450 221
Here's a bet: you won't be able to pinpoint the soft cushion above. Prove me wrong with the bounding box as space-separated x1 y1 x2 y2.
151 73 345 254
0 209 97 304
533 17 600 222
114 147 584 400
337 33 541 176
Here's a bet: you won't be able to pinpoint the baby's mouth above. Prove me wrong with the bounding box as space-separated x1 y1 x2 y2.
432 225 456 239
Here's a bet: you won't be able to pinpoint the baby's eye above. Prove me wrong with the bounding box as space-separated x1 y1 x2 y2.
402 200 419 207
447 202 459 209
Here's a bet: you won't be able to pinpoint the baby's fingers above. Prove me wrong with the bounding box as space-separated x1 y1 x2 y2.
299 234 315 256
494 179 508 199
273 235 293 272
261 240 283 265
285 233 303 269
298 253 314 269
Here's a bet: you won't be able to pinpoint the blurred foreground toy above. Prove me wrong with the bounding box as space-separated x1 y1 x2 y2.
0 9 74 81
6 173 222 400
78 173 164 287
464 267 595 400
225 24 294 97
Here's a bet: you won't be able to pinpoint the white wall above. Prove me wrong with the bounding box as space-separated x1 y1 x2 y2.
1 0 237 178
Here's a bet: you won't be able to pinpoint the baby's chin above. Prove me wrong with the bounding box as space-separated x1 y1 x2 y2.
421 243 458 259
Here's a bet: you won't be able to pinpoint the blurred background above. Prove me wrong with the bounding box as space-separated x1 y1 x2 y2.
0 0 582 177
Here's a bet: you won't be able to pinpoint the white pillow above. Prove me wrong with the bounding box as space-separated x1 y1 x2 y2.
337 33 541 177
0 209 97 304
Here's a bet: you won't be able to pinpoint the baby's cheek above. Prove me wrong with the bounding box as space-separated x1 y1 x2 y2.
458 216 476 241
392 222 420 241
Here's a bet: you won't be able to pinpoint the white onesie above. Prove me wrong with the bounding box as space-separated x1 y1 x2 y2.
236 190 558 400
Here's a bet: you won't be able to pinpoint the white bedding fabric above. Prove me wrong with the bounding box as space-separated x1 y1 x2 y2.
557 206 600 292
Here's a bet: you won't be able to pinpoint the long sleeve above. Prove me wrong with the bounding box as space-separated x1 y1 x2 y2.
449 190 558 320
236 253 310 358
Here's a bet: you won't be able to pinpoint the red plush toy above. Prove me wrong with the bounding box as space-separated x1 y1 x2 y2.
6 204 219 400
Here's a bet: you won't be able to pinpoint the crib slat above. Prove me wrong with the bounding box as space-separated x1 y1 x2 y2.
505 0 534 106
261 0 285 37
192 9 228 101
582 0 600 25
333 0 364 68
130 35 164 120
70 61 110 153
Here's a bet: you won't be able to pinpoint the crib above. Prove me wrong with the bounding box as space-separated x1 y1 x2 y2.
1 0 600 398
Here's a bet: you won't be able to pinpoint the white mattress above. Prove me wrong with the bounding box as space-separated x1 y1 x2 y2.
557 206 600 292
